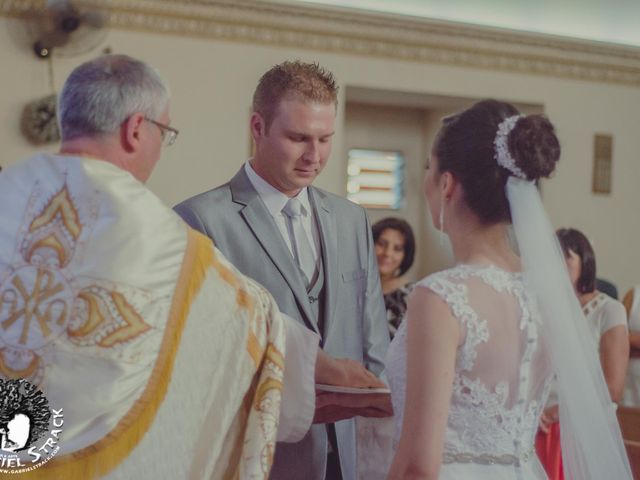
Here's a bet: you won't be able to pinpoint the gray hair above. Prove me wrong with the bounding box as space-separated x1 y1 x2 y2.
58 54 170 141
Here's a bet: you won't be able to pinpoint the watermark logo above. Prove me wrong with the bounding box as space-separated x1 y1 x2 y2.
0 378 62 473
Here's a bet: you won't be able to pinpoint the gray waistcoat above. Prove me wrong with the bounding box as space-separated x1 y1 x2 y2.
307 253 326 338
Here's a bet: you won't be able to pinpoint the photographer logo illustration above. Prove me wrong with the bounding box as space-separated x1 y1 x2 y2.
0 378 63 474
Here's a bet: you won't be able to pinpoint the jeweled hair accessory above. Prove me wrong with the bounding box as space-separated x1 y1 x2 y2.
494 115 526 179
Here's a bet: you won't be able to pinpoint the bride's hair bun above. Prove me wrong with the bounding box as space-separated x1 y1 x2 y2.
509 115 560 180
433 99 561 224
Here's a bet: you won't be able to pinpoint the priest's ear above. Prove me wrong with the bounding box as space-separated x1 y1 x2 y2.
121 112 146 152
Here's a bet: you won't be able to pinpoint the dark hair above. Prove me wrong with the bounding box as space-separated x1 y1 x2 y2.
372 217 416 276
433 99 561 224
253 60 338 131
556 228 596 294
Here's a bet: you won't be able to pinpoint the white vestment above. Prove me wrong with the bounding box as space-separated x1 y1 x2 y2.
0 153 316 479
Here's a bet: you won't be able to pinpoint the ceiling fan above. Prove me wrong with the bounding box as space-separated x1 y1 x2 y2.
11 0 109 144
24 0 108 59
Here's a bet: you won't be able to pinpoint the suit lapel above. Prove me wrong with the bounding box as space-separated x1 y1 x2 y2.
229 169 319 334
310 188 338 339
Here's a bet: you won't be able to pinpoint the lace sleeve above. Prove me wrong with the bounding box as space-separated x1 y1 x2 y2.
415 270 490 372
416 271 469 325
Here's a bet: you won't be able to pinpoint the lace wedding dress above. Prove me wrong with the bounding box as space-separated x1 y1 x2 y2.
386 264 553 479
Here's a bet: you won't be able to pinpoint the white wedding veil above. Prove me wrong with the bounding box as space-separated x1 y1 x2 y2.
506 176 632 479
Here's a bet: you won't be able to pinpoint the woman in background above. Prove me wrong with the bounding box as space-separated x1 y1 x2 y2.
536 228 629 480
373 217 416 338
557 228 629 403
622 285 640 406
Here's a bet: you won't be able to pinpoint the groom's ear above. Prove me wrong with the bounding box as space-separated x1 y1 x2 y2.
250 112 266 141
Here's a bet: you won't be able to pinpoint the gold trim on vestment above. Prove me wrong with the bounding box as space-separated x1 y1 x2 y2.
21 227 212 479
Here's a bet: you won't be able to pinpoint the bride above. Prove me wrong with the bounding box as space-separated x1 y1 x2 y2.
385 100 631 479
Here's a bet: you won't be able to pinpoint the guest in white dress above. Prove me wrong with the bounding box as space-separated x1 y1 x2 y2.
535 228 629 479
386 100 631 480
623 286 640 406
557 228 629 403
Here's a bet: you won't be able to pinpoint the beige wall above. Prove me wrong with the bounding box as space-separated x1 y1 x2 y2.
343 103 429 283
1 16 639 294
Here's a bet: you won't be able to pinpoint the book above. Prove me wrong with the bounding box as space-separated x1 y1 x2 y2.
315 384 390 394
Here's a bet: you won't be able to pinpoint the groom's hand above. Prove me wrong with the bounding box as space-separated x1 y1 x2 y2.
313 349 393 423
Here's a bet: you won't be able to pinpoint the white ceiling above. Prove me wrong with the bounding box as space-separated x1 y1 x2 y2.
289 0 640 48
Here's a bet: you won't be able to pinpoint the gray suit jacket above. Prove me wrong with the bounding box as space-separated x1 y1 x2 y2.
174 167 389 480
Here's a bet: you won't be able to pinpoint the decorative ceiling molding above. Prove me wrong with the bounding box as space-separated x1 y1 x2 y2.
3 0 640 86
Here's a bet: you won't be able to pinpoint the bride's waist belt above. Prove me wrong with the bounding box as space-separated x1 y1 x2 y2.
443 449 534 467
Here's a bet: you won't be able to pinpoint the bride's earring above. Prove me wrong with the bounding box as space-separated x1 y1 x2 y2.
439 201 445 246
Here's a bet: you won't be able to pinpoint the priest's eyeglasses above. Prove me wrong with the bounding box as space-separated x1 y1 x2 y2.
145 118 179 147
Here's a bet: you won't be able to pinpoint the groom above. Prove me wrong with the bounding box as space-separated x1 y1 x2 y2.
0 54 386 479
175 60 390 480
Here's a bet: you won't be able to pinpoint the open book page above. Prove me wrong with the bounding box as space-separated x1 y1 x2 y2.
315 384 390 394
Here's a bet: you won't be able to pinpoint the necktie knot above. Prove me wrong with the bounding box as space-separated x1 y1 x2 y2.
282 198 303 218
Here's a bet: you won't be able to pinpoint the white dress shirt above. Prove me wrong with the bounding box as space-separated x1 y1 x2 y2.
244 161 320 263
